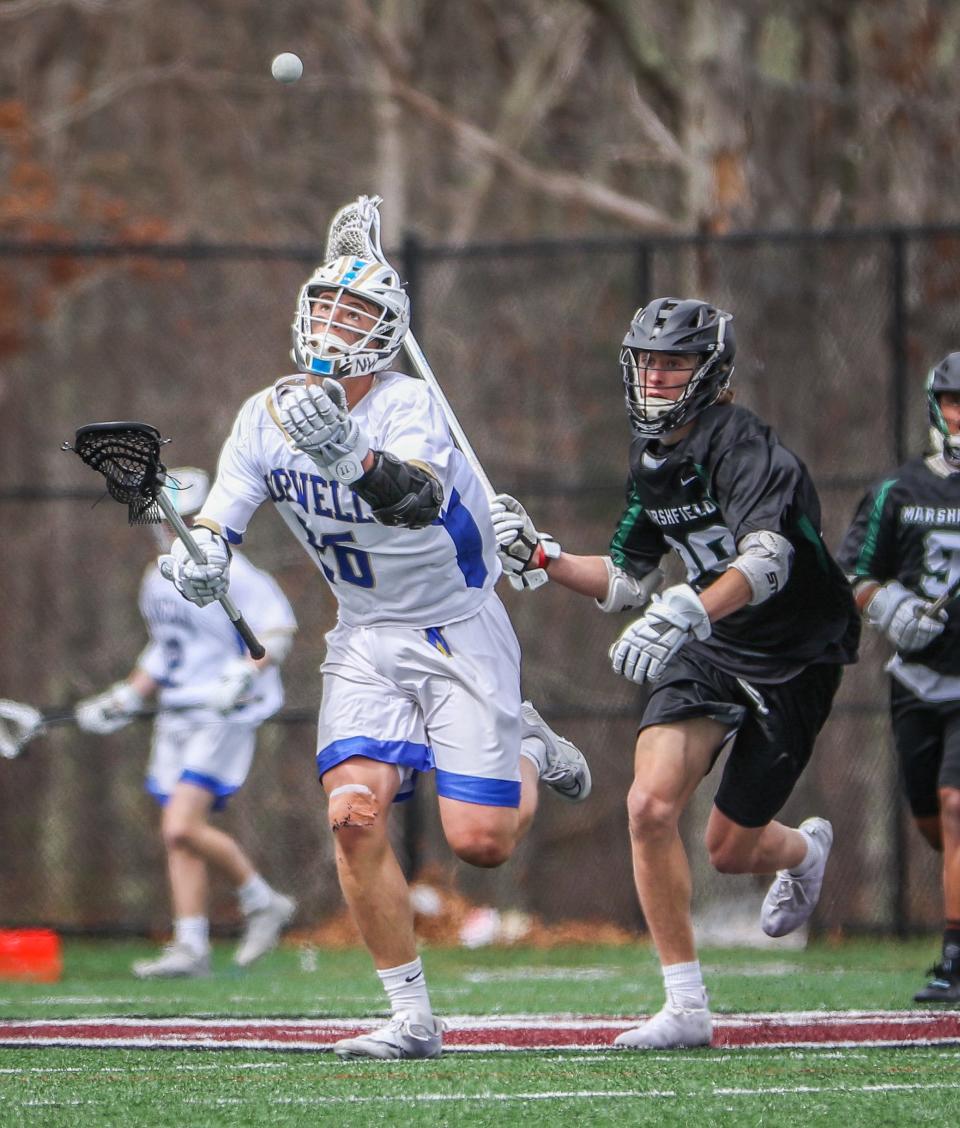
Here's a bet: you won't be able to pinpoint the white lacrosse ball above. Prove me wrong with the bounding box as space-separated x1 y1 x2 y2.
271 53 303 84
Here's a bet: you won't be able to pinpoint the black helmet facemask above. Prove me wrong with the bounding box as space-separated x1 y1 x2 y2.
928 352 960 468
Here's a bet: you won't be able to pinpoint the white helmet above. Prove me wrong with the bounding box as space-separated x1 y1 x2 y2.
162 467 210 518
291 255 410 378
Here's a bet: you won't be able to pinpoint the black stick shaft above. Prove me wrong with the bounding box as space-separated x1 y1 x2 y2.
155 493 266 659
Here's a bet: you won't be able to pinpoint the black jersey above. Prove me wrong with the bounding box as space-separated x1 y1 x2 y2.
837 455 960 676
610 403 859 683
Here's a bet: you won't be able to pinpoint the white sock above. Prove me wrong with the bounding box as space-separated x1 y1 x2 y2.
377 957 433 1019
174 915 209 957
520 735 547 774
237 873 274 915
662 960 707 1011
788 830 819 877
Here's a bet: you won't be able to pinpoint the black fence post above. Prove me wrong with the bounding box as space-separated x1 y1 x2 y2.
635 240 653 305
889 229 909 937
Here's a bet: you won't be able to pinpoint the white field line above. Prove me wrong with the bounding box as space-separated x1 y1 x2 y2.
0 1062 287 1075
19 1083 960 1109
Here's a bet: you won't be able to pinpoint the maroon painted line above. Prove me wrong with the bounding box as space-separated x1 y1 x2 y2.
2 1014 960 1052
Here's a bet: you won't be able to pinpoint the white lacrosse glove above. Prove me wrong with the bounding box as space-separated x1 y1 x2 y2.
158 528 230 608
279 379 370 484
75 681 144 735
865 580 947 652
204 657 257 714
0 700 44 759
610 583 712 684
490 493 560 592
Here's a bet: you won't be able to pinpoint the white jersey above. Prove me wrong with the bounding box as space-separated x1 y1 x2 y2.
137 552 296 725
199 371 501 628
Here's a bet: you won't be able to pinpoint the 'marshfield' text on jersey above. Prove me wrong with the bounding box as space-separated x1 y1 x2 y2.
838 454 960 679
612 403 859 682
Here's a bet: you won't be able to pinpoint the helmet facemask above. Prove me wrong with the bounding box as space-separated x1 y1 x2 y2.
622 348 729 436
929 399 960 468
927 353 960 469
292 256 410 379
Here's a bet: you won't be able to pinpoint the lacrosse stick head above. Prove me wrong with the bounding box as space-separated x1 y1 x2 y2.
0 700 45 759
324 194 385 261
63 422 170 525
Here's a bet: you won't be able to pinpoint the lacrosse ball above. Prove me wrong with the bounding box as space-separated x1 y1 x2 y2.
271 53 303 84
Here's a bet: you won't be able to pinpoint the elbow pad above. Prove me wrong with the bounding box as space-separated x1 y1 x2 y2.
727 530 794 605
596 559 664 613
354 451 444 529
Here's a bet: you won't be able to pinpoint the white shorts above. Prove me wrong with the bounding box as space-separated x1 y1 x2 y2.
316 596 523 807
145 718 257 810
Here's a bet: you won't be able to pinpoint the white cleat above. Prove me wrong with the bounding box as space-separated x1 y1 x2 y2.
521 700 591 802
333 1012 443 1060
613 1002 712 1050
132 943 211 980
234 892 297 967
761 817 833 938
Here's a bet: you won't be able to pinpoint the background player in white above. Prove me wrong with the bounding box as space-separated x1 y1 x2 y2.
839 353 960 1003
75 468 298 979
158 250 591 1060
492 298 858 1049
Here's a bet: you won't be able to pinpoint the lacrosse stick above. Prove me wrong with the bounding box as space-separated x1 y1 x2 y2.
0 698 160 759
924 575 960 618
324 195 496 499
0 697 258 759
63 422 265 659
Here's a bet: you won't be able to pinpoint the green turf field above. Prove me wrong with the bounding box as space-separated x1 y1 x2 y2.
1 938 959 1127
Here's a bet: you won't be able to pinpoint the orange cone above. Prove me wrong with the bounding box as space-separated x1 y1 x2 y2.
0 929 62 982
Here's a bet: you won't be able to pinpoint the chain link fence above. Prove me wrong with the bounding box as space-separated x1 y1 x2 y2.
2 224 960 937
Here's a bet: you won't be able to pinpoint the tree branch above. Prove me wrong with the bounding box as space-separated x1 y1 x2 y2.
348 0 677 233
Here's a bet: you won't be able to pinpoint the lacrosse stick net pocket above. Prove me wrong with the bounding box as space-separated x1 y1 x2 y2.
64 422 170 525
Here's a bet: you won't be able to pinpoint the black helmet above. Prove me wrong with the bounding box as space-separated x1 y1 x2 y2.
620 297 735 435
928 352 960 465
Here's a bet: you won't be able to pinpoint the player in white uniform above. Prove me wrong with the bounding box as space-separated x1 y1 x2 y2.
159 252 591 1059
75 469 298 979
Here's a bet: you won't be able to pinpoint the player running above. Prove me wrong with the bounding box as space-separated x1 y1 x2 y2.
75 468 298 978
492 297 859 1048
158 253 590 1059
838 353 960 1003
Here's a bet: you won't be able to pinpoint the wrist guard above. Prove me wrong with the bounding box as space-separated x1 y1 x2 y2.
354 451 444 529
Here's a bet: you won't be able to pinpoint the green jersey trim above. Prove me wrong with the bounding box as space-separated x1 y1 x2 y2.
610 490 646 569
796 513 829 572
854 478 897 576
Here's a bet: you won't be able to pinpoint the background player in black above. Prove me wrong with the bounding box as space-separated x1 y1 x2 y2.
838 352 960 1003
492 297 859 1049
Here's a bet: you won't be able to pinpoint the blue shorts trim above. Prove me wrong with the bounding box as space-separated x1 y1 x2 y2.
145 771 238 812
316 736 434 779
435 769 521 808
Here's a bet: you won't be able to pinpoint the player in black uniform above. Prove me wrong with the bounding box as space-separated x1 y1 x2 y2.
838 352 960 1003
491 297 859 1049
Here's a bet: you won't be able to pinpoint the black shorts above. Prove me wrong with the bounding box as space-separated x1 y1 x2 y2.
889 679 960 818
638 649 843 829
